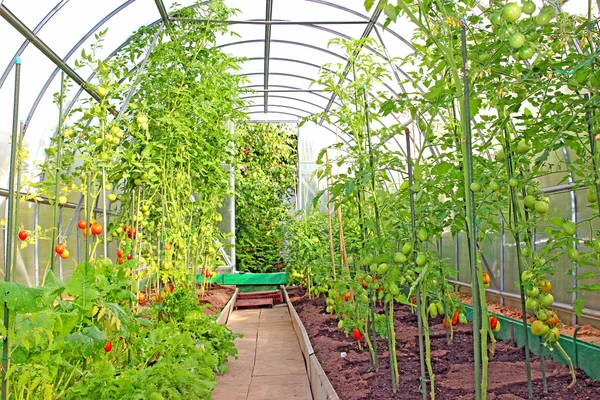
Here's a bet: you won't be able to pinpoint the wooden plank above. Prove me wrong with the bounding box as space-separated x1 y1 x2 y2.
234 297 274 310
216 288 239 325
309 354 340 400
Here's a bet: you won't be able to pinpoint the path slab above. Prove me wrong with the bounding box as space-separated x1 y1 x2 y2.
212 307 312 400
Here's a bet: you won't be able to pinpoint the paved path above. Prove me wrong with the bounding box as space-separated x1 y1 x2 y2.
212 305 312 400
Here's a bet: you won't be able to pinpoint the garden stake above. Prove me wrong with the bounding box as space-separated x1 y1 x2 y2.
502 126 533 399
2 56 21 400
325 150 337 280
405 128 428 400
539 337 548 394
460 21 487 399
50 72 66 273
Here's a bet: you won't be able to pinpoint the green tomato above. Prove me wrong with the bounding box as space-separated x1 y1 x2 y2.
415 254 427 267
534 200 549 214
540 293 554 308
519 46 535 60
522 1 536 15
525 297 539 311
326 306 333 313
508 178 519 187
97 87 108 97
436 302 444 315
478 53 491 63
377 263 389 275
545 327 560 343
369 264 378 274
394 252 407 263
509 32 525 49
470 182 482 192
428 303 438 319
58 196 68 205
587 186 598 203
594 239 600 254
401 242 413 255
523 195 536 209
495 149 506 161
338 320 344 329
531 320 549 337
526 186 537 196
516 139 530 154
521 270 533 282
536 309 549 321
489 180 501 191
526 287 540 298
489 11 503 26
502 2 522 23
417 227 429 242
400 181 410 190
108 193 117 202
567 247 579 262
347 256 355 265
535 12 552 26
389 282 400 296
563 221 577 236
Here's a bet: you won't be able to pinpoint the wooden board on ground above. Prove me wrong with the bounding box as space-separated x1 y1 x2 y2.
234 297 274 310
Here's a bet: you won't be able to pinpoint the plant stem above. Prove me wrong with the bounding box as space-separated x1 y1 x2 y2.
584 94 600 210
51 73 66 272
502 126 533 399
405 128 428 400
555 342 576 389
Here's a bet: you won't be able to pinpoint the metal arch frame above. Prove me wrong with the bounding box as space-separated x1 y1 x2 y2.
243 84 337 104
242 94 327 113
0 4 102 103
0 0 70 90
263 0 273 112
20 0 141 135
153 0 170 28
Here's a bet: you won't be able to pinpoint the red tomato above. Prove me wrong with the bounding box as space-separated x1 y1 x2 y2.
78 220 87 230
452 311 459 326
126 253 132 260
117 257 125 265
91 224 102 235
343 293 351 302
55 243 66 255
104 340 112 352
482 273 491 285
353 329 361 341
411 297 416 305
138 292 146 303
117 249 123 257
18 230 28 241
490 317 499 330
168 285 173 293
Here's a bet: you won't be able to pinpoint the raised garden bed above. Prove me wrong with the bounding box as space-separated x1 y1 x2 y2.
287 287 600 400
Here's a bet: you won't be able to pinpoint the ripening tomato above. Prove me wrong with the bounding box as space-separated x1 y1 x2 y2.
548 312 559 327
89 218 97 226
540 280 552 293
55 243 66 255
168 285 173 293
490 317 499 330
138 292 146 303
18 230 28 241
343 293 351 302
60 249 70 259
117 257 125 265
452 311 459 326
78 220 87 230
117 249 124 257
91 224 102 235
165 243 173 251
353 329 361 341
104 340 112 352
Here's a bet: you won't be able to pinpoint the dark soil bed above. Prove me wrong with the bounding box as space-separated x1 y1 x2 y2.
196 284 235 315
288 287 600 400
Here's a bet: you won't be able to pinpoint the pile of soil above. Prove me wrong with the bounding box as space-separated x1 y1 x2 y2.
289 287 600 400
456 292 600 346
197 284 235 315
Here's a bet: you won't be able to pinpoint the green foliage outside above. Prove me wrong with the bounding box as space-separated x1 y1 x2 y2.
234 123 297 273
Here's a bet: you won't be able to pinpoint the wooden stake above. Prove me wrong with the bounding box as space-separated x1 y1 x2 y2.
325 150 336 281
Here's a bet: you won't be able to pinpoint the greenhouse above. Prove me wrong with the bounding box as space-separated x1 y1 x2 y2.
0 0 599 399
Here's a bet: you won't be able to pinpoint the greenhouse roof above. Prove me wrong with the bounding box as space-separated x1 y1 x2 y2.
0 0 594 192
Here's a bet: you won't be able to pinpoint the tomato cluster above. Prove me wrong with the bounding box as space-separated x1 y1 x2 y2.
522 270 561 343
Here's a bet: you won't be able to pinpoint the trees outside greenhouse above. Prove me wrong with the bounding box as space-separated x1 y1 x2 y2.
0 0 598 399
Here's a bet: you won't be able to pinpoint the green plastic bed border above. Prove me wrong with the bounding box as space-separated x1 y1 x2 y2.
196 272 288 292
464 304 600 382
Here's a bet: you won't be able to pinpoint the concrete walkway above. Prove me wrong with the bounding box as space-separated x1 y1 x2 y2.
211 305 312 400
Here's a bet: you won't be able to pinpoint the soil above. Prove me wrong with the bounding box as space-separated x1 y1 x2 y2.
455 292 600 346
138 284 234 316
288 287 600 400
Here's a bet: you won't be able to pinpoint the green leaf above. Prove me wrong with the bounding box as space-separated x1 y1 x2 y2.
66 262 100 308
